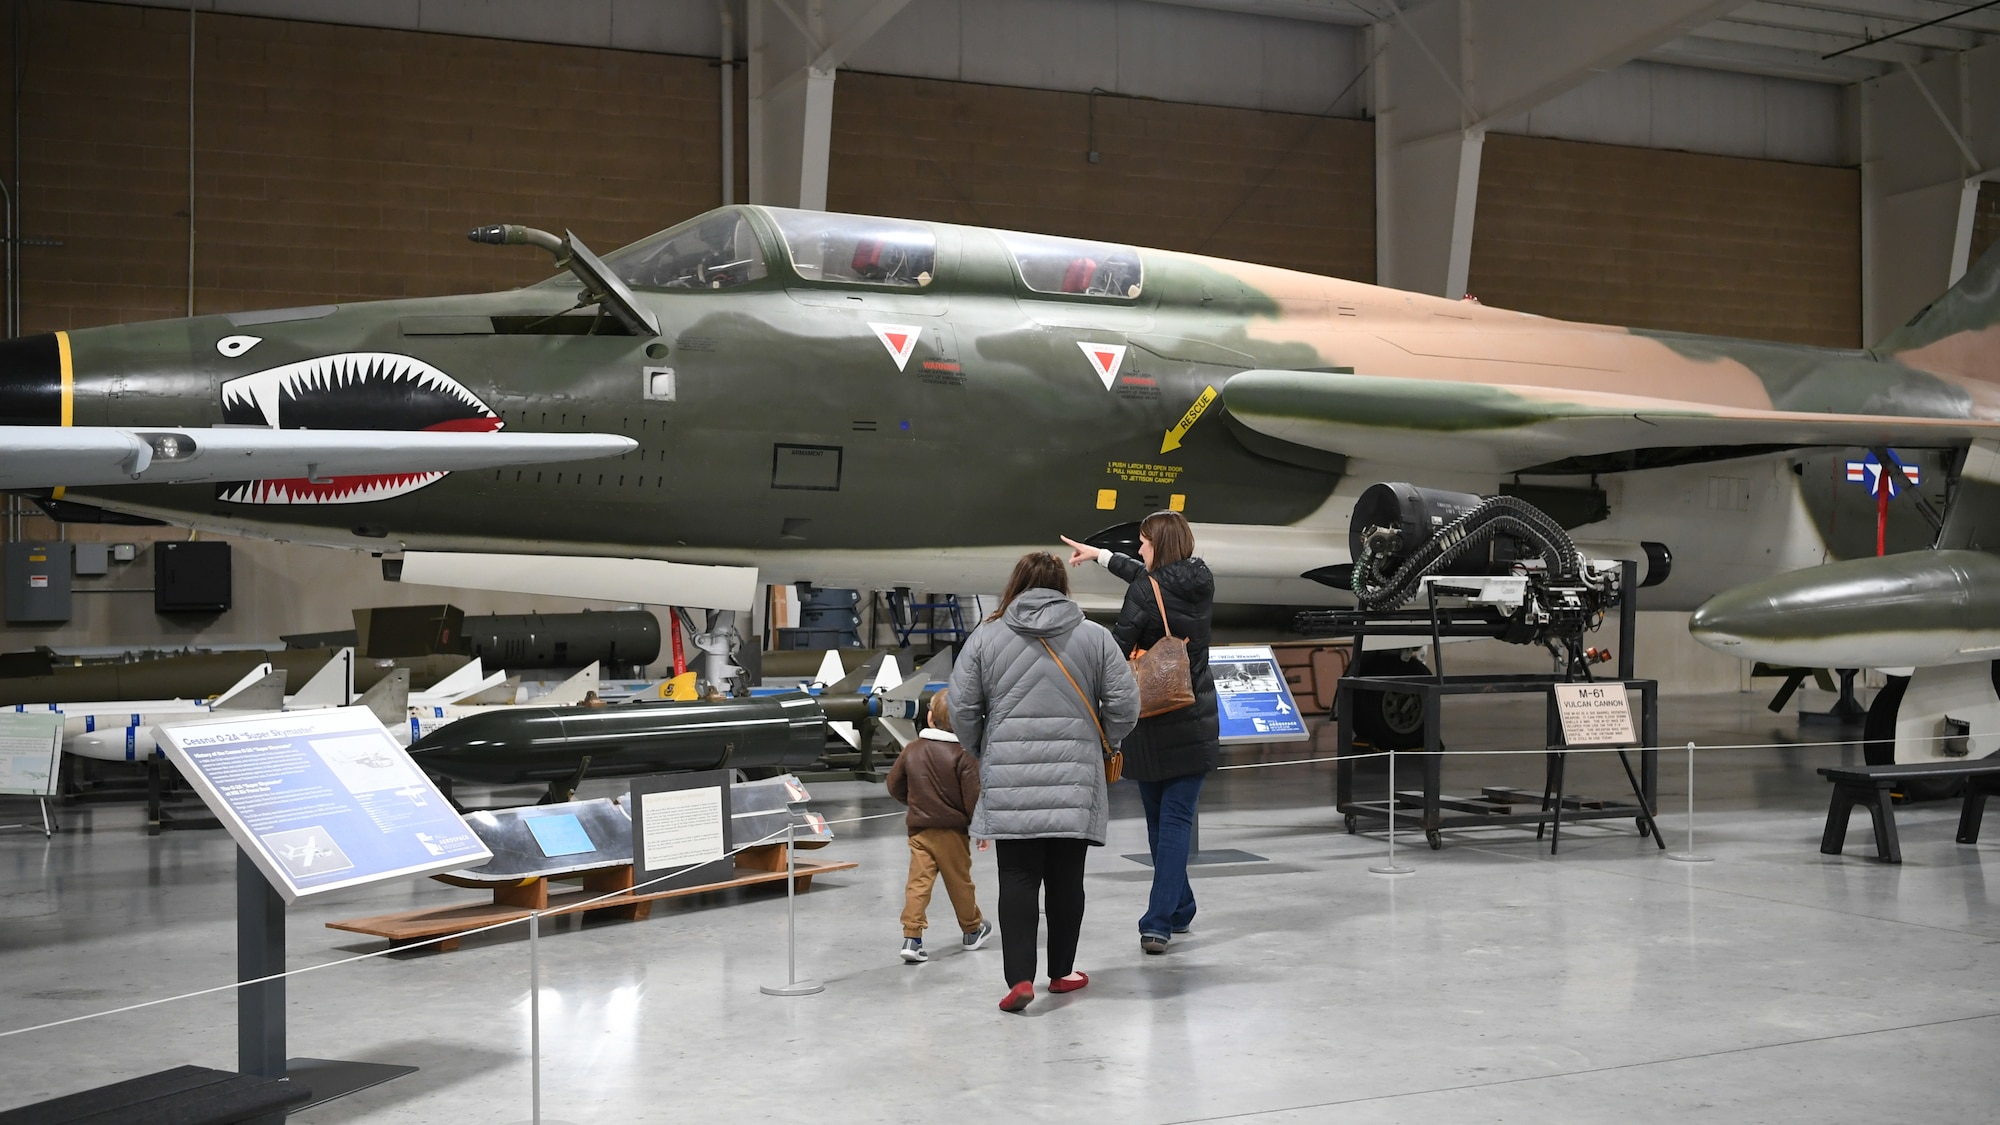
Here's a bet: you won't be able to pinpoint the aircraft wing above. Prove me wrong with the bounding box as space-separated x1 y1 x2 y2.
1223 370 2000 473
0 426 636 489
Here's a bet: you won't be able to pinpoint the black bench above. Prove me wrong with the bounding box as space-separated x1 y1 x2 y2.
0 1065 309 1125
1817 760 2000 864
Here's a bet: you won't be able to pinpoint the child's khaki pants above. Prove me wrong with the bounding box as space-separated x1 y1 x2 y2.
902 827 983 938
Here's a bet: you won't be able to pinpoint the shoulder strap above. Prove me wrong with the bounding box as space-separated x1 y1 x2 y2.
1149 576 1178 641
1038 638 1110 753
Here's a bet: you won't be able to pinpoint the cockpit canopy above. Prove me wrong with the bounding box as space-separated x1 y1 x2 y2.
601 206 1143 301
998 230 1143 299
766 208 936 288
603 209 768 291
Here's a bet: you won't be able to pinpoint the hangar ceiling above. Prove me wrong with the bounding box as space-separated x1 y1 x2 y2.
1152 0 2000 83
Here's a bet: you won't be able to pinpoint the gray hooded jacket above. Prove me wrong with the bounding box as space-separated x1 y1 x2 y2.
949 588 1139 844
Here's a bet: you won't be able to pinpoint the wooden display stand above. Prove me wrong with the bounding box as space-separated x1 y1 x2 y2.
327 844 856 952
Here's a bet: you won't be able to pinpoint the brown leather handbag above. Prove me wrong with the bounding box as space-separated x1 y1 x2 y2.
1130 576 1196 718
1039 638 1122 783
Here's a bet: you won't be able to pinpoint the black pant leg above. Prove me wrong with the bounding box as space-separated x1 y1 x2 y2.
1041 838 1090 979
994 839 1045 987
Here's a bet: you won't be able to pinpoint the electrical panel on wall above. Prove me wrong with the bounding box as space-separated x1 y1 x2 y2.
5 543 74 623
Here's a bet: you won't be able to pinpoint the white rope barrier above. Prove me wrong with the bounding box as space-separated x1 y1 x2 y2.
0 726 1920 1043
0 810 908 1042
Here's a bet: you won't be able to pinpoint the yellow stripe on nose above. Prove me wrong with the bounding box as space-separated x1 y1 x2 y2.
54 330 72 497
56 330 72 427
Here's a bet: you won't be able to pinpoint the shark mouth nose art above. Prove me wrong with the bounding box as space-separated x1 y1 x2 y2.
218 352 501 504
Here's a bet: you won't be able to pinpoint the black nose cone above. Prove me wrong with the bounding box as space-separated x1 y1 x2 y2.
0 332 65 426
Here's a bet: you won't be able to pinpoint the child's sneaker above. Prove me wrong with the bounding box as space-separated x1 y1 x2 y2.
899 937 927 963
961 919 994 951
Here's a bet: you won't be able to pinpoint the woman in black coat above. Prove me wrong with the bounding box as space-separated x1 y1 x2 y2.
1063 510 1218 954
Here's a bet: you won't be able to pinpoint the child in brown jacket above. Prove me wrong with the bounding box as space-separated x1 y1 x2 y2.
885 688 992 963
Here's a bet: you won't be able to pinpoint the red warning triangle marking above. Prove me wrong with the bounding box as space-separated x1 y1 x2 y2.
869 322 921 372
1078 342 1126 390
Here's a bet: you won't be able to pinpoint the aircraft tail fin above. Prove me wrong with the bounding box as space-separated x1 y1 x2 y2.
1876 239 2000 381
290 647 355 708
357 668 411 728
538 661 601 706
215 666 287 711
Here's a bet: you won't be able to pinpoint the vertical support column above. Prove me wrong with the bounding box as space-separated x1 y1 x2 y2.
798 67 837 210
745 0 911 208
1372 0 1747 298
236 848 285 1080
1861 42 2000 341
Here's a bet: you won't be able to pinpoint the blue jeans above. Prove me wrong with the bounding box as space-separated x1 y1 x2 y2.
1136 772 1205 937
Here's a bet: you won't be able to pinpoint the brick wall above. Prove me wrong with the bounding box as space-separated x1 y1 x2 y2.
0 3 1864 349
1472 133 1862 347
1973 179 2000 269
8 0 745 332
829 72 1376 282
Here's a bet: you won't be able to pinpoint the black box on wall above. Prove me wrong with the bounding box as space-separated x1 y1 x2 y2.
155 541 232 614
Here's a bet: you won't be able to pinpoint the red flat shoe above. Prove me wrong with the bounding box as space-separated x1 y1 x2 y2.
1049 972 1088 994
999 981 1035 1012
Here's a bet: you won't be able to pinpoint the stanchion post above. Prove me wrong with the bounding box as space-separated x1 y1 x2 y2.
531 910 542 1124
1370 744 1414 877
1667 741 1713 863
760 820 824 996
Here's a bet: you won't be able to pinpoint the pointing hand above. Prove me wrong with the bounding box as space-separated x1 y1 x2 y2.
1060 534 1098 567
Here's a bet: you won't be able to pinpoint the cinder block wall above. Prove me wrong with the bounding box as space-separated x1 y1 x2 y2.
5 0 746 332
1473 133 1862 347
1974 179 2000 267
828 72 1377 282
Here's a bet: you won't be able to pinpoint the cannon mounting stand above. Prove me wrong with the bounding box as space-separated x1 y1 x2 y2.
1296 561 1662 851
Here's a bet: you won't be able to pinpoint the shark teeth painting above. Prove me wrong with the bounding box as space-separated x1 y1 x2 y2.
217 353 501 504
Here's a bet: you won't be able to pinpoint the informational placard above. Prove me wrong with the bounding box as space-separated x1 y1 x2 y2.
0 712 63 796
158 706 490 904
1212 645 1309 744
642 788 724 868
631 769 733 890
1553 682 1637 747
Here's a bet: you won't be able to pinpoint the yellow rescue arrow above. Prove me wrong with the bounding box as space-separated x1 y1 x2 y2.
1161 385 1218 454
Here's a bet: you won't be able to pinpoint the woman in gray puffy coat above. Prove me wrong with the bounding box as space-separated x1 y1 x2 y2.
950 551 1138 1014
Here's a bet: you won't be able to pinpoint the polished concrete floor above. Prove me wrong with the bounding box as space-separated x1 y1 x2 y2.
3 687 1997 1123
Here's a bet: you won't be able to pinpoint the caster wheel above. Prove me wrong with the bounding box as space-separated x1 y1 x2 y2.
1344 814 1358 834
1425 829 1442 850
1636 817 1651 837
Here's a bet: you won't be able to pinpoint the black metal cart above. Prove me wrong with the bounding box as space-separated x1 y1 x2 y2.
1310 561 1663 852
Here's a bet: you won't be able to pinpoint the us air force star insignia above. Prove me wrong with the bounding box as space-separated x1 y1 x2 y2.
1079 342 1126 390
869 323 921 371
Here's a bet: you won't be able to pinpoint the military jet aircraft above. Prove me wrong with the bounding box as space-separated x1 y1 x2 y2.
3 204 1997 763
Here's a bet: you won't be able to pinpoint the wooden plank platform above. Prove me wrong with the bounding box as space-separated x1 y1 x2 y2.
327 845 857 952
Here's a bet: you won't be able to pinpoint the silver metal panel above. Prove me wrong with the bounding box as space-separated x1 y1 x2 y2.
1502 62 1658 151
959 0 1120 93
413 0 616 48
1118 2 1271 110
454 798 636 882
1499 59 1843 167
451 775 829 883
844 0 966 83
1650 63 1779 161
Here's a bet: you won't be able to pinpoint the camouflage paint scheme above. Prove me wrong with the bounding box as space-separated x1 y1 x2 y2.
4 204 1997 612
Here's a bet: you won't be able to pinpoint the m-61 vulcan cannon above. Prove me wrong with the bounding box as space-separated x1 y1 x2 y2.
1298 483 1666 683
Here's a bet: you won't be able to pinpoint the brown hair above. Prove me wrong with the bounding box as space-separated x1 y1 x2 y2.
986 551 1070 621
927 688 952 732
1139 510 1194 569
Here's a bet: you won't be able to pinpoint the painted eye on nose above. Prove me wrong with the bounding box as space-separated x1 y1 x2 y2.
217 335 262 358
